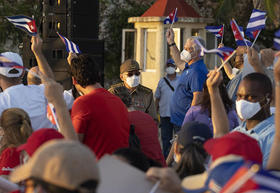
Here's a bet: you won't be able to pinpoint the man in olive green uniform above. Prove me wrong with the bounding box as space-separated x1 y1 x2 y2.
108 59 158 122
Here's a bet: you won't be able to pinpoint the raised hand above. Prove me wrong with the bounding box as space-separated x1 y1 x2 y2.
206 70 223 94
31 35 43 54
166 28 175 45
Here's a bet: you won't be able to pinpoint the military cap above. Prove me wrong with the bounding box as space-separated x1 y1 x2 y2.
120 59 140 74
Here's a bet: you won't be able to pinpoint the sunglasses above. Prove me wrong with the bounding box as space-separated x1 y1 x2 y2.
126 71 140 77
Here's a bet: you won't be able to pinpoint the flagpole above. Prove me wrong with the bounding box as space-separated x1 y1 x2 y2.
216 50 237 72
250 29 261 48
221 24 225 44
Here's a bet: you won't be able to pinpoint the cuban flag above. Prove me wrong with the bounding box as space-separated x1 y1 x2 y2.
205 25 224 38
47 103 60 131
274 29 280 50
0 55 24 69
220 163 280 193
194 39 234 60
164 8 178 24
57 32 81 54
6 15 37 36
231 19 252 46
246 9 266 32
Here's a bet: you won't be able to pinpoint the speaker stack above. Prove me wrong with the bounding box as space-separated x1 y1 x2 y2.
22 0 104 89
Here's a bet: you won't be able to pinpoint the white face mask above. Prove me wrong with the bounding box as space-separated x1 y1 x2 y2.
126 75 140 88
236 99 262 120
180 50 192 62
166 66 176 74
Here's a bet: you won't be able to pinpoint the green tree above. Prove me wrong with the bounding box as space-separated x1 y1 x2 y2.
100 0 153 82
0 0 41 53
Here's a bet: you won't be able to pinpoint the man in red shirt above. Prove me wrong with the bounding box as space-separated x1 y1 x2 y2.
69 54 130 159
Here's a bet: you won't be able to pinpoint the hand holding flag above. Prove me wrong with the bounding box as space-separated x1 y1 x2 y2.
6 15 37 36
57 32 81 54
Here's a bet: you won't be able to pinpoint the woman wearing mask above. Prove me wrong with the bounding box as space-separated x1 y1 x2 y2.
182 83 239 133
0 108 33 178
172 121 212 179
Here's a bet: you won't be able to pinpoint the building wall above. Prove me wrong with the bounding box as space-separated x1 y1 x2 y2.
133 21 212 93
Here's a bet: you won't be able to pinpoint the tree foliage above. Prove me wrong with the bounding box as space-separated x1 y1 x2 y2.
100 0 153 80
0 0 41 53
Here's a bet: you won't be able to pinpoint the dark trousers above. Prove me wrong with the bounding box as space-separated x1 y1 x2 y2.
160 117 176 159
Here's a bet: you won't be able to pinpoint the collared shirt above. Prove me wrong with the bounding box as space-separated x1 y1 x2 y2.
155 75 179 117
170 59 208 126
108 82 158 121
233 115 275 167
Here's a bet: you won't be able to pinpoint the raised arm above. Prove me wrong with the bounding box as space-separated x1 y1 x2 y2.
41 73 78 141
31 35 55 79
247 47 265 74
267 53 280 170
166 29 186 71
207 70 230 137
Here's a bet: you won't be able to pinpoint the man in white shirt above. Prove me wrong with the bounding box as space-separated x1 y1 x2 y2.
0 52 54 130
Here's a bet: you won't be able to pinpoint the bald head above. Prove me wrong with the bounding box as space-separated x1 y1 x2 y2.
27 66 41 85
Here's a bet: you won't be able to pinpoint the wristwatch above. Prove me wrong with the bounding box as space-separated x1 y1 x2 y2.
168 42 176 47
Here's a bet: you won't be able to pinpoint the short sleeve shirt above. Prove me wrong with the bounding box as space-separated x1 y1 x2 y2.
71 88 130 159
233 115 275 167
170 60 208 126
155 75 179 117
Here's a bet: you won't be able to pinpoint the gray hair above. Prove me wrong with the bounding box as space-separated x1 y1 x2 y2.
187 36 206 48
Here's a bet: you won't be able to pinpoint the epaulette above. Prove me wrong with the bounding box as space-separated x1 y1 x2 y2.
108 82 126 94
138 84 152 93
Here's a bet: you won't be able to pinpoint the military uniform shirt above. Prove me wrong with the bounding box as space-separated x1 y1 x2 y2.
108 82 158 121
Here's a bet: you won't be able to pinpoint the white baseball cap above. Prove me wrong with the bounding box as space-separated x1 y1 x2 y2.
0 52 24 77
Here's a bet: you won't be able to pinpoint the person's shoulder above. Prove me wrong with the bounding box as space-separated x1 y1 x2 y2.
138 84 152 94
108 82 125 93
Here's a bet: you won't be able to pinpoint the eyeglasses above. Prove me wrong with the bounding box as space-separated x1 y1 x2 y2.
126 71 140 77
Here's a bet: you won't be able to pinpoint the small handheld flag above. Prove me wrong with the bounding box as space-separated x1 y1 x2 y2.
194 39 234 61
205 25 224 39
231 19 251 47
6 15 37 36
221 163 280 193
246 9 266 33
274 29 280 50
47 103 60 131
57 32 81 54
164 8 178 25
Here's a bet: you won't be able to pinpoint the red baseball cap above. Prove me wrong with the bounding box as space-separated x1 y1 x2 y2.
17 128 64 156
204 131 263 164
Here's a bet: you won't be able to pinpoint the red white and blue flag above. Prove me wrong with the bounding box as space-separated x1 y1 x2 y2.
205 25 224 39
245 9 266 40
274 29 280 50
164 8 178 24
231 19 252 46
220 163 280 193
47 103 57 125
194 39 234 60
6 15 37 36
246 9 266 32
57 32 81 54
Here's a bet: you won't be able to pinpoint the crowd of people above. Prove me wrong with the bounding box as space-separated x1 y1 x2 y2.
0 17 278 193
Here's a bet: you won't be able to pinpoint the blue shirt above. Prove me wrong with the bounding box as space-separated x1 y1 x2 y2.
170 59 208 126
155 75 179 117
233 115 275 167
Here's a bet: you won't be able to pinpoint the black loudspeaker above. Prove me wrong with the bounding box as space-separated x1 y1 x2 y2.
70 0 99 39
22 0 103 89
